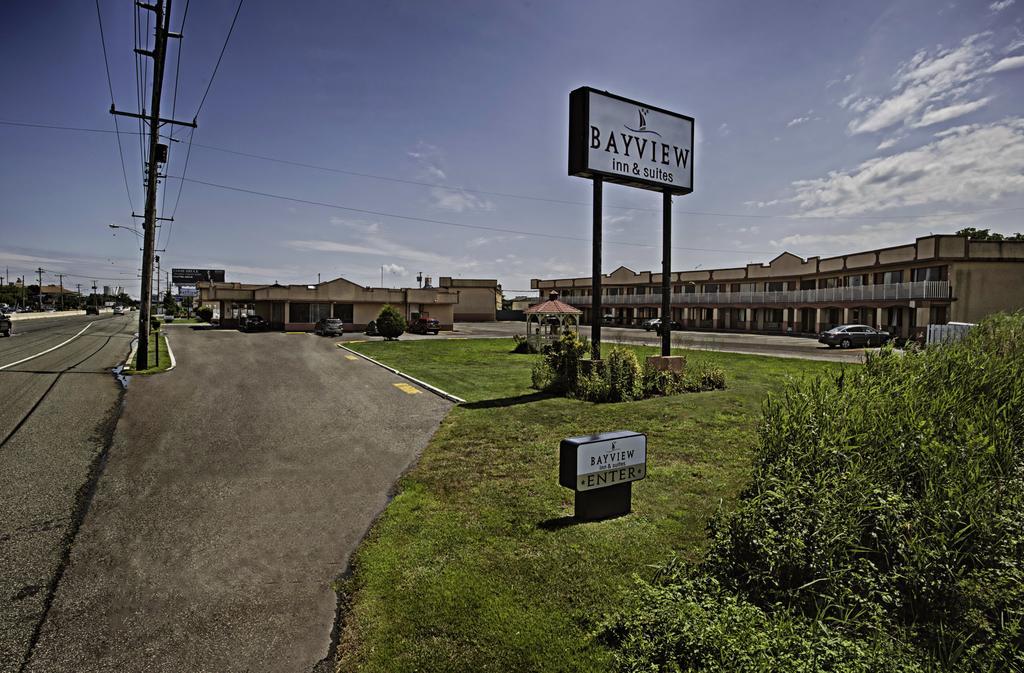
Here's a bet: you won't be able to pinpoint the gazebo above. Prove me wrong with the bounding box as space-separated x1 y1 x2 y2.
524 291 582 348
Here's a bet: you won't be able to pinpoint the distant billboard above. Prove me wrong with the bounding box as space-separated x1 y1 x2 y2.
172 268 225 284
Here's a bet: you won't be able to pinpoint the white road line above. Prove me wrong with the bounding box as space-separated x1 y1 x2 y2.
0 321 96 371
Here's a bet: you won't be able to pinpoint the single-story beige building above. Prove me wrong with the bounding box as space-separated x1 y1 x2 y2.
198 276 460 331
438 277 501 321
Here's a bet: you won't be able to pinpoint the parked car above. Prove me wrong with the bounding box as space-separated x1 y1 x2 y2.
655 320 682 335
1 311 11 337
85 306 100 315
314 317 344 337
408 317 440 335
113 306 125 316
365 320 380 336
239 315 269 332
642 317 661 331
818 324 891 349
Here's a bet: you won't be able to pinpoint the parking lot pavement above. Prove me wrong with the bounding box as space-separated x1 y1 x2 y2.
26 327 451 673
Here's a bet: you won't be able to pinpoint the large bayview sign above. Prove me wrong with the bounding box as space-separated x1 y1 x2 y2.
171 268 225 284
569 87 694 195
568 87 695 361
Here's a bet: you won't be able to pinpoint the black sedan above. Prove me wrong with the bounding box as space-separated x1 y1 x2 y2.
408 318 440 335
818 324 890 349
314 317 344 337
239 315 269 332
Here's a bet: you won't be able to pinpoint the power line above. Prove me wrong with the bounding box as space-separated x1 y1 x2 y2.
194 0 244 120
94 0 135 213
6 118 1024 222
169 174 779 255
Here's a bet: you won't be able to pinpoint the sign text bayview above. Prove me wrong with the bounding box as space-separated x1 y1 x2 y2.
569 87 693 194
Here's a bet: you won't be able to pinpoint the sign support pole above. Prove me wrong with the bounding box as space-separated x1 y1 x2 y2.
661 190 672 356
591 176 603 361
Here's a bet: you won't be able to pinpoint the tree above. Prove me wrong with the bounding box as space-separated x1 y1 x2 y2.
376 304 406 340
955 227 1024 241
162 290 177 316
196 305 214 323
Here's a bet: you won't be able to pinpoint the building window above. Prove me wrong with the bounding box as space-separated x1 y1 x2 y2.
800 279 816 290
820 277 839 289
290 303 311 323
735 308 747 322
845 275 865 287
765 281 785 292
703 283 722 293
607 287 620 296
333 303 353 322
929 305 948 324
684 284 696 294
881 270 903 284
913 266 947 282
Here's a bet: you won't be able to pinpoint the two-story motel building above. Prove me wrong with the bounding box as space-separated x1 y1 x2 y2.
532 235 1024 339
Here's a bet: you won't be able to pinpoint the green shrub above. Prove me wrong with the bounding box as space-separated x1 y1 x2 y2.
196 305 214 322
605 347 644 402
530 360 553 390
376 304 406 340
511 334 539 354
600 313 1024 672
149 317 161 332
535 331 589 394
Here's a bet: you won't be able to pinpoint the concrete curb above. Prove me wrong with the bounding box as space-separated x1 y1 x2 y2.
123 331 176 373
337 344 466 404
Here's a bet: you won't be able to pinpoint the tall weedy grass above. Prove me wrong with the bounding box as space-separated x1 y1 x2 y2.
600 313 1024 672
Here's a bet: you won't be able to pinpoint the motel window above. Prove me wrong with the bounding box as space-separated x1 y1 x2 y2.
876 270 903 285
703 283 722 293
290 303 311 323
733 282 755 292
845 275 866 287
766 309 785 322
765 281 785 292
735 308 747 322
912 266 947 282
800 279 816 290
333 303 354 322
820 277 839 289
607 287 620 296
684 284 696 294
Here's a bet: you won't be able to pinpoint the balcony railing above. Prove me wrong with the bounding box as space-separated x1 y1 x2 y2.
561 280 951 307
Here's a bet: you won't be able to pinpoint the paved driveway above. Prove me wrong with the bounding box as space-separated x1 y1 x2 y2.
26 328 450 673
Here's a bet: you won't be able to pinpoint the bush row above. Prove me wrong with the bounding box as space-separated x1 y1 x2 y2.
529 331 725 402
599 313 1024 671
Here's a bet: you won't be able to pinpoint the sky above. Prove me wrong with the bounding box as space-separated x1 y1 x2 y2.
2 0 1023 298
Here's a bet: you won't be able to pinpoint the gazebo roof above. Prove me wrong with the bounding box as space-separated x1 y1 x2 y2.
525 291 582 315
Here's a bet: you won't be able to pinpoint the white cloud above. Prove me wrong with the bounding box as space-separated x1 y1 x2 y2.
990 0 1014 10
789 118 1024 217
876 134 904 150
988 55 1024 73
913 97 993 127
329 216 380 234
429 187 494 213
846 33 994 135
718 122 730 137
787 116 811 127
382 263 406 275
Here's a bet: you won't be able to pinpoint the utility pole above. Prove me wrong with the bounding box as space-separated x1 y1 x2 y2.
36 267 44 309
57 273 65 310
114 0 195 369
92 281 98 309
76 283 82 309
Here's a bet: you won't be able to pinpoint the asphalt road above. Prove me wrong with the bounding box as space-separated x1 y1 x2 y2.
25 327 451 673
0 313 135 673
336 321 868 363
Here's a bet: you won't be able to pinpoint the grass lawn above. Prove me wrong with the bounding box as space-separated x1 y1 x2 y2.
128 330 172 374
340 338 847 672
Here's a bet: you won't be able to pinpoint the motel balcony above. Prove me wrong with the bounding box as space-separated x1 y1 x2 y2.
562 280 952 307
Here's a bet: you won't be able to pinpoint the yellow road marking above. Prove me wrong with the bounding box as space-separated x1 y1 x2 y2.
345 355 358 360
393 382 421 394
